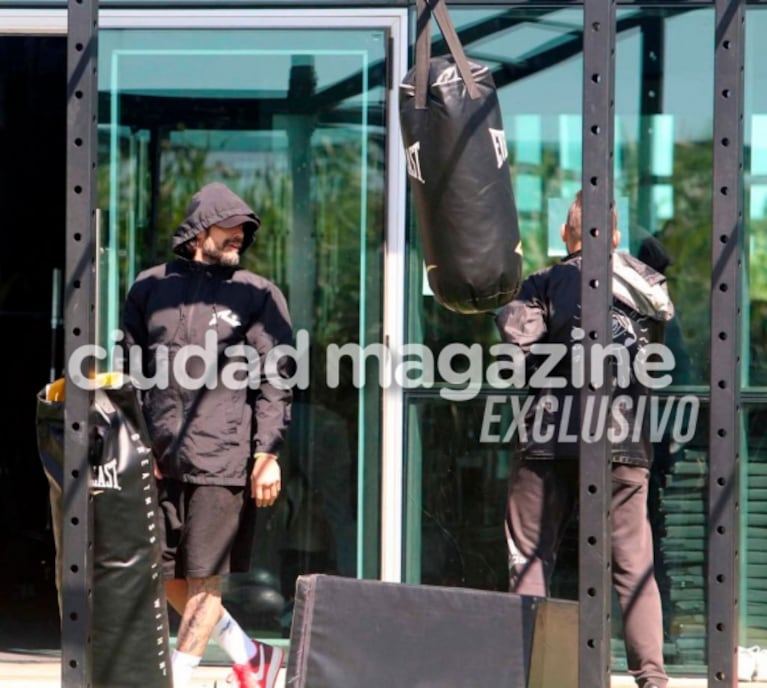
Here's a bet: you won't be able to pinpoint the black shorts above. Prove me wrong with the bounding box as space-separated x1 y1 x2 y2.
157 480 256 579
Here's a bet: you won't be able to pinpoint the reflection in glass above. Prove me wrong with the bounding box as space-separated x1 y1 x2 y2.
410 7 713 387
405 7 716 677
744 406 767 650
405 396 512 591
747 11 767 390
98 27 387 639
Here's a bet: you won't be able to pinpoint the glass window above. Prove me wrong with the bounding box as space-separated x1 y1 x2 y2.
97 25 388 641
744 7 767 653
746 9 767 389
404 394 512 590
744 404 767 650
403 7 715 678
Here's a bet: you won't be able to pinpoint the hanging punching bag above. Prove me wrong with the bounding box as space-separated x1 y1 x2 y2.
400 0 522 314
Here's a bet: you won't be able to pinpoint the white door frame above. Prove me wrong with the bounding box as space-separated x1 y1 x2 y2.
0 9 66 34
0 7 408 583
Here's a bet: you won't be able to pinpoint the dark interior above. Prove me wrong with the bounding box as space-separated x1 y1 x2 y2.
0 36 66 652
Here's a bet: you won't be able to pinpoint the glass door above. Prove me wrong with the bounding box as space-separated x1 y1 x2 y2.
96 10 405 642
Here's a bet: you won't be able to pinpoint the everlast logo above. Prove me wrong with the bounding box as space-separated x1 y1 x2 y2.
489 128 508 168
91 458 122 490
406 141 425 183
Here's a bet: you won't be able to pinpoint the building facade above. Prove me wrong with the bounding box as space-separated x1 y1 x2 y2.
0 1 757 685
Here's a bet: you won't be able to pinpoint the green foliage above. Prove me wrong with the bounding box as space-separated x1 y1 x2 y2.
652 140 713 383
103 122 386 422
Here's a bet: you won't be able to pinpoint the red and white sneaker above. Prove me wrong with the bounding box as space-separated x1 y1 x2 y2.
231 641 285 688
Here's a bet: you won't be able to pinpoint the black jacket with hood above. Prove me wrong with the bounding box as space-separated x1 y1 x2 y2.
122 183 293 486
495 250 675 467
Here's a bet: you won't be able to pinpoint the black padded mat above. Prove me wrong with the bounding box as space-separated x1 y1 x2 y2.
286 574 538 688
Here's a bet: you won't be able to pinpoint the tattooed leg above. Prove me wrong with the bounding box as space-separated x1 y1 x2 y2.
175 576 222 656
165 578 189 615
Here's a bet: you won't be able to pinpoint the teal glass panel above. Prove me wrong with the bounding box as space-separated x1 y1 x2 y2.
514 172 542 214
744 8 767 660
513 114 542 166
651 114 675 177
404 7 716 679
647 399 709 674
751 185 767 221
559 114 582 173
752 115 767 177
547 195 630 258
743 405 767 649
409 7 711 386
747 10 767 390
653 184 675 221
97 25 386 641
404 394 514 590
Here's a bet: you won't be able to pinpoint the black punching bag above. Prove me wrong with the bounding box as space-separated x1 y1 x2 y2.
400 0 522 314
90 382 172 687
36 379 172 688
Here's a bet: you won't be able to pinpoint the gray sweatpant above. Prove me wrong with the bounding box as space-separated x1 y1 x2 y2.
506 458 668 688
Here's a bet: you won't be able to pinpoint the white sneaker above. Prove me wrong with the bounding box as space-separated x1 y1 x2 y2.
754 647 767 681
230 641 285 688
739 645 759 681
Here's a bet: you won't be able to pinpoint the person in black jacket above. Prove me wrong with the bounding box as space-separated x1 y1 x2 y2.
122 182 293 688
495 191 671 688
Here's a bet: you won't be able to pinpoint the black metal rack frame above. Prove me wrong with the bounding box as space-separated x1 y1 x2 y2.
63 1 746 686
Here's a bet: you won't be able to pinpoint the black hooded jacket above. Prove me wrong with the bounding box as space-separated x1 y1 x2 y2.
122 184 292 486
495 250 674 467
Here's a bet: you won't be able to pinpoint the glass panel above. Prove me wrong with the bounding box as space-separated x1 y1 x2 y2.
747 10 767 390
97 25 387 640
648 400 709 675
745 6 767 656
407 7 712 389
744 405 767 650
404 395 510 589
616 8 713 390
403 7 714 679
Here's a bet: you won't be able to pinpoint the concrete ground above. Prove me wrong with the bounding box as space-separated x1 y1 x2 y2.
2 651 767 687
0 658 282 687
0 645 283 687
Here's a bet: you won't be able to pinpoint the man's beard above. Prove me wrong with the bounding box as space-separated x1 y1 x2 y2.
202 237 240 266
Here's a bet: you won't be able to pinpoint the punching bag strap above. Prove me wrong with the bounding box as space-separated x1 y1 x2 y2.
414 0 480 109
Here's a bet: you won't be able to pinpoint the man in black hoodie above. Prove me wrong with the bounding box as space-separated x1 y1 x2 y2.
495 191 671 688
122 182 293 688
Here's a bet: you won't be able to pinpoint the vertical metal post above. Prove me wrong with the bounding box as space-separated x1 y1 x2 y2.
64 0 98 685
636 16 664 233
579 2 616 687
709 1 744 685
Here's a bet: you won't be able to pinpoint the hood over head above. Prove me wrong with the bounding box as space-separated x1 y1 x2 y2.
637 235 673 275
172 182 261 257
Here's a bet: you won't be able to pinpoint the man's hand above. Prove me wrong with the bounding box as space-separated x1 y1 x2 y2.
251 453 281 507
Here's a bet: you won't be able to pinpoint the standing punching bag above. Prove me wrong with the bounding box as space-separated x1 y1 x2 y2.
89 381 172 688
400 0 522 314
35 376 172 688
